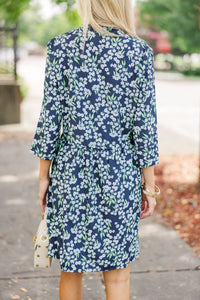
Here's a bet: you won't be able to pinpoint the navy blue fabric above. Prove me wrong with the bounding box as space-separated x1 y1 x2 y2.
30 24 159 272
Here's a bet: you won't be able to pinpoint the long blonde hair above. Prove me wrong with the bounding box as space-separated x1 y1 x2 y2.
77 0 138 52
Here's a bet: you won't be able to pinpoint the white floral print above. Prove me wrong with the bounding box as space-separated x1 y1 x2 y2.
30 24 159 272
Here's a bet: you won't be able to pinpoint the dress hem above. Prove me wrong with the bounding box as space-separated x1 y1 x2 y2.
48 252 140 273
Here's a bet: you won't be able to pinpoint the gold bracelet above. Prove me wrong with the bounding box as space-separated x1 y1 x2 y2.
141 183 160 198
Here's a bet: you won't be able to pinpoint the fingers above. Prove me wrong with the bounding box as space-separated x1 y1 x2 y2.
140 209 153 219
141 197 146 211
140 196 157 219
38 188 48 213
38 178 50 213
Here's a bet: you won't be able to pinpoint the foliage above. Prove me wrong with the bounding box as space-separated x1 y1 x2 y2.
35 9 82 46
17 2 42 45
17 4 82 46
17 74 28 100
54 0 76 7
181 68 200 77
0 0 76 23
0 0 30 24
137 0 200 54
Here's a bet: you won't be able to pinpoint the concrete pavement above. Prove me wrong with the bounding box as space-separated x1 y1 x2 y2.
0 55 200 299
0 132 199 299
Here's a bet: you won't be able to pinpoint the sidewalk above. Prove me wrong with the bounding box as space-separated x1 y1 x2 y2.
0 128 200 300
0 57 200 299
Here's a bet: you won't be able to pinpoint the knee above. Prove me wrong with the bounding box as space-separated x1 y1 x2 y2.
108 273 129 285
103 266 130 286
105 276 130 287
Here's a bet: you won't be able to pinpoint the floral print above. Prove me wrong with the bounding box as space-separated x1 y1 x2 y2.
30 24 159 272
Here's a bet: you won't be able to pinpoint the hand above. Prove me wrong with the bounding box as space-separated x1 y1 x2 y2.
140 193 157 219
38 177 50 213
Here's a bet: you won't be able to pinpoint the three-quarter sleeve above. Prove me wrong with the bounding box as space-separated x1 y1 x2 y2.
132 45 159 168
29 38 63 160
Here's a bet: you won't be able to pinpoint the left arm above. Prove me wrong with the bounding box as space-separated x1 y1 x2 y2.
39 158 52 180
30 38 63 213
38 158 52 213
30 38 63 160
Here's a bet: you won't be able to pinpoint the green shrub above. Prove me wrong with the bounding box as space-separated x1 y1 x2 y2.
17 74 28 100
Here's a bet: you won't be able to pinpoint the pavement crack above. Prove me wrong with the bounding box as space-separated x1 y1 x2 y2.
0 275 61 281
130 267 200 274
0 267 199 281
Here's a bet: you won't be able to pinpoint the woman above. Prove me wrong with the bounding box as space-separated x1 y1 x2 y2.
30 0 160 299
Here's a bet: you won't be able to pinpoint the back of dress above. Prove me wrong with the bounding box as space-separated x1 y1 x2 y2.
30 24 159 273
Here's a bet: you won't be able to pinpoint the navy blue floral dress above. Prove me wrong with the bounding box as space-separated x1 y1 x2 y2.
30 24 159 273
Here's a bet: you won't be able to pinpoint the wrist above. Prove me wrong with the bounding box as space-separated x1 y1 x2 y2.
141 183 160 198
144 184 155 192
39 175 50 181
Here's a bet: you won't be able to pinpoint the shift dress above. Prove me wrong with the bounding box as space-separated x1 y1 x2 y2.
30 24 159 273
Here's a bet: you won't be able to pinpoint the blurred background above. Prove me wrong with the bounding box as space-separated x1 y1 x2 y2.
0 0 200 299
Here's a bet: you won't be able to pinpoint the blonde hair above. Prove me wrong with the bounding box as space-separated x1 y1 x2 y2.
77 0 138 52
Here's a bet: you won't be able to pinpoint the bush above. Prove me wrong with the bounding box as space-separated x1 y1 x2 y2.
180 69 200 77
17 74 28 100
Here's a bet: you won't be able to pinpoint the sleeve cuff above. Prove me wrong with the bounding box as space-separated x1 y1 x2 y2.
29 146 56 160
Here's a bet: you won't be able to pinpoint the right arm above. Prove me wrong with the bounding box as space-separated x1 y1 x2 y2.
132 44 159 219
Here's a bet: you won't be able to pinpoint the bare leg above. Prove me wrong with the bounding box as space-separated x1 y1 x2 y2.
59 270 84 300
102 263 130 300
